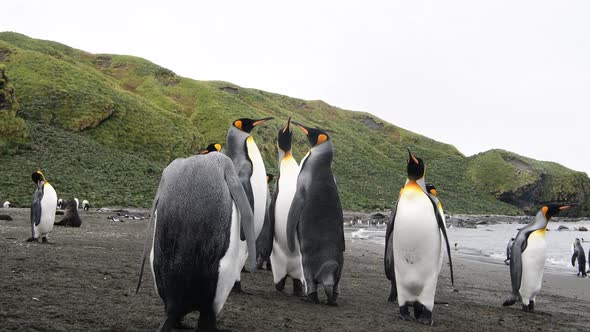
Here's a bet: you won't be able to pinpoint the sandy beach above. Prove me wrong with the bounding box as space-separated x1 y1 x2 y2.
1 208 590 331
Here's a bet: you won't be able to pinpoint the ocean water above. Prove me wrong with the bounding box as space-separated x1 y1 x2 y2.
348 220 590 274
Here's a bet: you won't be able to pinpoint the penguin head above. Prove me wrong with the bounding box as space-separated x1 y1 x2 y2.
426 183 437 196
232 117 274 133
266 173 274 184
277 117 293 152
406 148 425 181
541 204 574 220
199 143 222 155
31 171 45 186
292 121 330 147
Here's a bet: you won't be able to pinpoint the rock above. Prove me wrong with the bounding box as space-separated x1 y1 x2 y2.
557 225 570 231
0 214 13 221
578 226 588 232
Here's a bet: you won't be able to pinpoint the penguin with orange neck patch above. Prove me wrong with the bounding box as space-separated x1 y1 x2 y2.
287 121 344 305
226 117 273 292
28 171 58 243
384 149 453 325
503 204 573 312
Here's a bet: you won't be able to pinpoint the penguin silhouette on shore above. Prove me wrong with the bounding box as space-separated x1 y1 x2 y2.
136 143 256 331
287 121 344 305
28 171 58 243
384 149 453 325
572 238 587 277
503 204 573 312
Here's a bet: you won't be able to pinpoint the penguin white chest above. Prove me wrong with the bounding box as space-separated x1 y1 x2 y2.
246 136 267 238
37 183 57 237
392 184 441 309
519 230 546 303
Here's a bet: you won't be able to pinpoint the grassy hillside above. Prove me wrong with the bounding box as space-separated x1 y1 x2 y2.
0 32 588 215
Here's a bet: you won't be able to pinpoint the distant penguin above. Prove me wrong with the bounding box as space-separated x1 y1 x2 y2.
256 173 274 271
57 198 64 209
384 149 454 325
505 237 515 266
572 238 587 277
226 116 273 291
270 118 306 296
287 121 345 305
136 144 257 331
82 200 90 211
54 199 82 227
28 171 58 243
503 204 573 312
3 201 10 208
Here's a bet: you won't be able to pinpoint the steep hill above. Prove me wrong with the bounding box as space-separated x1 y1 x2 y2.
0 32 588 216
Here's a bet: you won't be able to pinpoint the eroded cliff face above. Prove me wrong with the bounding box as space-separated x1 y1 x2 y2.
469 150 590 216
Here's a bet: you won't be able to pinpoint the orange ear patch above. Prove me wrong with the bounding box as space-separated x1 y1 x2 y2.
542 206 548 215
214 144 222 151
234 120 243 130
317 134 328 145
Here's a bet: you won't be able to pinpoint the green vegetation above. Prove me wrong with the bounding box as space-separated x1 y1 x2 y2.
0 32 588 215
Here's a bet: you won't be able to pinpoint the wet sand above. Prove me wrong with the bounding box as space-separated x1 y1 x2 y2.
1 208 589 331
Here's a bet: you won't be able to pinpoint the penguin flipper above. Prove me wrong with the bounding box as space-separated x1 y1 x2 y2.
572 250 579 267
287 189 306 253
428 195 454 286
384 202 397 281
30 183 44 227
224 158 257 272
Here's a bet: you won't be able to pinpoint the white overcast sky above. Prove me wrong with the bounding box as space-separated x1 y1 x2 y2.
3 1 589 175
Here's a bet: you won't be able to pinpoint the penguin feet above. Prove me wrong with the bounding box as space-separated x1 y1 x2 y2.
521 301 534 313
265 262 272 271
25 237 38 243
302 292 320 304
275 276 287 293
502 295 517 306
231 281 252 295
41 237 48 243
399 305 414 321
293 279 306 297
414 303 433 325
324 285 339 306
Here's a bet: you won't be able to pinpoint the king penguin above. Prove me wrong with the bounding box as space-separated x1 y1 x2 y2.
226 116 273 291
256 173 275 271
270 117 306 296
572 238 587 277
384 149 453 325
136 143 257 331
503 204 573 311
28 171 58 243
287 121 344 305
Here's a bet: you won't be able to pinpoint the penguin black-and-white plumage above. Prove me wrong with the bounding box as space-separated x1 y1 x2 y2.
3 201 10 208
57 198 64 210
505 237 515 266
136 145 256 331
28 171 58 243
226 117 272 290
572 238 587 277
287 121 344 305
270 118 306 295
256 173 274 271
503 204 573 312
82 200 90 211
384 149 453 325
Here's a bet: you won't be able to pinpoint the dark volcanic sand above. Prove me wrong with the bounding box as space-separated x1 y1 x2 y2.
1 208 590 331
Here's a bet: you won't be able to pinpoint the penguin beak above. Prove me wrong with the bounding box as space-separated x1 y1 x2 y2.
559 205 575 210
291 121 309 135
252 117 274 127
283 117 291 133
407 148 419 165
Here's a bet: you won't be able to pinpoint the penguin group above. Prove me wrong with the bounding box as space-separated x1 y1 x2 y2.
137 117 344 330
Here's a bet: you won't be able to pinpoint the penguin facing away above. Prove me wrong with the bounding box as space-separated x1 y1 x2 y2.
287 121 344 305
572 238 587 277
28 171 58 243
226 117 273 292
136 144 256 331
270 117 306 296
503 204 573 312
384 149 454 325
256 172 275 271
